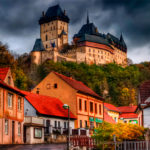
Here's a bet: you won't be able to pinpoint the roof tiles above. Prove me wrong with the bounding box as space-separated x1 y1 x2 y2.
139 80 150 104
53 72 103 100
117 106 137 113
104 103 120 112
0 67 9 81
22 91 76 119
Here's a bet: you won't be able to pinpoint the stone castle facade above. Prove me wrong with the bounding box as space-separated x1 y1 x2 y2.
31 4 127 66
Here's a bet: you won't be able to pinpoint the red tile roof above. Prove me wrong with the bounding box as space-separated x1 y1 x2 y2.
53 72 103 100
139 81 150 104
104 103 120 112
119 113 138 119
0 80 25 96
104 109 116 124
0 67 9 81
22 91 76 119
117 106 137 113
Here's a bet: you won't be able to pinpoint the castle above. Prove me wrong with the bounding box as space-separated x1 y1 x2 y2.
31 4 127 66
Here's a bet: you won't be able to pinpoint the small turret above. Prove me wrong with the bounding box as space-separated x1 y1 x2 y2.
87 12 89 24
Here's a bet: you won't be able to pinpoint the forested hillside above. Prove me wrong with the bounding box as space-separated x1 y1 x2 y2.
1 41 150 106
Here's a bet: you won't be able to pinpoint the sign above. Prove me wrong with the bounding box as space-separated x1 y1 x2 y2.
89 117 94 122
95 118 103 123
129 120 138 124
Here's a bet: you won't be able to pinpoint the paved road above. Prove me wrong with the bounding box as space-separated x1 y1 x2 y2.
0 144 67 150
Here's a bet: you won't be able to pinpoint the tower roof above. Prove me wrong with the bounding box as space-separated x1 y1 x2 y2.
32 39 45 52
39 4 69 24
120 33 127 48
75 23 99 37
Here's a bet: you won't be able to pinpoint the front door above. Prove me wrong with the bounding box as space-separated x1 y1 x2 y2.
23 126 26 143
12 121 15 144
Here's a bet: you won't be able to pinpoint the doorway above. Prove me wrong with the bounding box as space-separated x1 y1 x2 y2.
12 121 15 144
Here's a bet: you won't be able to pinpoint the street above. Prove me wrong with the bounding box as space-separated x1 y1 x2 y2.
0 144 67 150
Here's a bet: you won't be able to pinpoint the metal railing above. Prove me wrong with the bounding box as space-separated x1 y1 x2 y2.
70 136 150 150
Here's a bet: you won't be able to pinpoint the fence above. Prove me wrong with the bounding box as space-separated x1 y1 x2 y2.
70 136 150 150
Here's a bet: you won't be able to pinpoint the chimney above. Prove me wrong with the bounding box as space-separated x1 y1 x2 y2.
64 10 66 15
42 11 45 17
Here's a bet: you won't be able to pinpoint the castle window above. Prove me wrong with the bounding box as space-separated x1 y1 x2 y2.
46 35 48 41
46 45 48 48
89 49 91 52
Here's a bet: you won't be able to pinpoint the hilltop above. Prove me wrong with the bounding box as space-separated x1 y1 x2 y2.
0 41 150 106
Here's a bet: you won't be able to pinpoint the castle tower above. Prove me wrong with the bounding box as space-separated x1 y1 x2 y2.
39 4 69 51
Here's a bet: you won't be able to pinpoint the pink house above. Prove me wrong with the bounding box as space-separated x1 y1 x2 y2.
0 67 25 144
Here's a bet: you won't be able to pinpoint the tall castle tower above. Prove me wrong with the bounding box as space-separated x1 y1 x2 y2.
39 4 69 51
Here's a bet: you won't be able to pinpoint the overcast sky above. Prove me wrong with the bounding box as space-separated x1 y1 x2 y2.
0 0 150 63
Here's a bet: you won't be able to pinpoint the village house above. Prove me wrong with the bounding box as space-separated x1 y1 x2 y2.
31 71 104 129
104 103 120 123
118 105 138 124
104 102 138 124
22 91 76 144
0 67 25 144
137 81 150 128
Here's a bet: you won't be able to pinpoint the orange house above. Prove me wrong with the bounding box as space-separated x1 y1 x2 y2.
0 68 25 144
32 71 104 129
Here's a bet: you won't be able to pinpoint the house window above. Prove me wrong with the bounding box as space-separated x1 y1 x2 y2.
99 104 102 115
54 83 57 88
54 121 57 128
18 97 21 111
90 102 93 113
58 121 61 128
34 128 42 138
84 101 87 111
80 120 82 128
36 88 40 94
5 119 8 135
18 122 21 136
8 76 11 85
90 121 94 129
79 99 82 111
8 93 13 108
114 117 117 122
95 103 97 114
85 120 88 128
64 122 67 129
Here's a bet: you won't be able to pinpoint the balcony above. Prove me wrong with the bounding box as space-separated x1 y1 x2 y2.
24 116 44 126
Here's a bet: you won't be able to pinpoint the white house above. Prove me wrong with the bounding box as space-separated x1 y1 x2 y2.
22 91 76 144
137 81 150 128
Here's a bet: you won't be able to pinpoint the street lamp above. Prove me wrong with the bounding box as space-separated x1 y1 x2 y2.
63 104 70 150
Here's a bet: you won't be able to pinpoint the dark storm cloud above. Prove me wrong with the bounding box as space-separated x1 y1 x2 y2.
0 0 150 62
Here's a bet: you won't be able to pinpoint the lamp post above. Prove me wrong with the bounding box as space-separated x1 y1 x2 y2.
63 104 70 150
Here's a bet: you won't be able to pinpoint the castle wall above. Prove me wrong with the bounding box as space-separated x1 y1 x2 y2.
31 51 42 65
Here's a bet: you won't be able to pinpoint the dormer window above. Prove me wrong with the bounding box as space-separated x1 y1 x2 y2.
8 76 11 85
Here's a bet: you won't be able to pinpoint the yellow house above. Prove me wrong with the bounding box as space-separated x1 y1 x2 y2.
32 71 104 129
118 106 138 124
104 103 120 123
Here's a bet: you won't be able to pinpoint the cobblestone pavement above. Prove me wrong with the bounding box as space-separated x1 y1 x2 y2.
0 144 67 150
